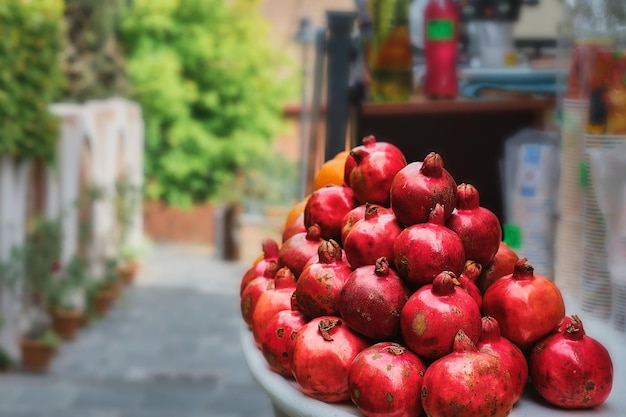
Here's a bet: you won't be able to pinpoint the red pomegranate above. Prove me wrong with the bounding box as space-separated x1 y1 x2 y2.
348 342 427 417
294 240 353 319
278 224 323 279
475 241 519 294
341 204 392 245
339 257 410 341
393 204 465 289
349 148 407 207
343 204 403 269
240 238 279 295
340 204 368 245
482 258 566 350
400 271 482 359
282 212 306 243
530 315 614 409
446 183 502 266
421 329 516 417
291 316 370 402
457 260 483 309
476 316 529 404
240 260 278 327
261 309 308 377
251 267 297 347
390 152 457 226
304 185 358 243
344 135 407 187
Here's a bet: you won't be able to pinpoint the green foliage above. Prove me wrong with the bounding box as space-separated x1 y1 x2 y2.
37 328 62 349
114 175 142 244
0 0 65 160
119 0 297 207
0 247 25 294
23 217 63 309
48 255 89 311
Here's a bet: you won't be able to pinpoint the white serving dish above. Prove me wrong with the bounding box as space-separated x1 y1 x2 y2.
241 297 626 417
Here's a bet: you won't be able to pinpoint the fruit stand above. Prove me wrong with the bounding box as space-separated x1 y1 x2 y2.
241 296 626 417
240 139 625 417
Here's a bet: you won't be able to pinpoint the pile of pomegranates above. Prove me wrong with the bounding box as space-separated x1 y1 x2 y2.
240 136 614 417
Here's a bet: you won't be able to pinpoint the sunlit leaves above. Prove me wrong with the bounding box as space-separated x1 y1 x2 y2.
120 0 297 207
0 0 64 160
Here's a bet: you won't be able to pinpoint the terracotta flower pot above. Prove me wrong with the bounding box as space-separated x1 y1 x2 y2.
51 309 82 341
93 289 116 316
19 339 56 373
118 260 140 285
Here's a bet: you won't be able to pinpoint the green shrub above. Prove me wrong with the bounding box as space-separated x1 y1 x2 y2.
0 0 65 161
119 0 297 207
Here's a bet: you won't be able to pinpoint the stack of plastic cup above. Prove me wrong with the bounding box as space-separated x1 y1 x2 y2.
581 135 626 319
553 99 589 299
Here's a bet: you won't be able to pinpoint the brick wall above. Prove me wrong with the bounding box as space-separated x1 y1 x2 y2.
143 200 216 245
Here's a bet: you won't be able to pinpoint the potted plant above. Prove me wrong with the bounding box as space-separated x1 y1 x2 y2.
113 175 144 285
18 218 64 372
117 239 151 285
48 256 89 341
87 257 122 317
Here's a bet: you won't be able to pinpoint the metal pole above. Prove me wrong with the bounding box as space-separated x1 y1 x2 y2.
306 27 328 196
294 17 315 200
324 11 357 162
298 43 310 200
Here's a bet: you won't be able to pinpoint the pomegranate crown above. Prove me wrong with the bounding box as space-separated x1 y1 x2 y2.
318 318 342 341
457 183 480 209
563 315 586 340
420 152 444 177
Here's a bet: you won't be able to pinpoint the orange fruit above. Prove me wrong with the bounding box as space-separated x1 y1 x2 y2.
313 151 349 190
284 195 309 230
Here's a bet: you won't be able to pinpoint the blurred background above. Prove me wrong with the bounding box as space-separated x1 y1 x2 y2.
0 0 625 416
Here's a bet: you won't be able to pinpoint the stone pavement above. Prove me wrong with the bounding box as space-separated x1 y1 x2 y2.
0 243 275 417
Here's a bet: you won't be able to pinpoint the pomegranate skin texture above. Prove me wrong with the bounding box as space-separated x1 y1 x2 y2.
261 310 308 377
530 315 614 409
278 224 323 279
481 258 566 350
344 135 407 187
400 271 482 359
445 183 502 266
341 204 368 245
390 152 457 227
251 267 297 347
349 148 407 207
240 238 280 295
421 329 516 417
393 204 465 288
348 342 427 417
240 261 278 328
304 185 358 243
339 257 410 341
282 212 306 243
476 315 529 404
343 204 403 269
291 316 370 403
475 241 519 294
294 240 353 319
457 260 483 309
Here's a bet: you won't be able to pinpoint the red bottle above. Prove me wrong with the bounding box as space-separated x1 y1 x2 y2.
423 0 459 99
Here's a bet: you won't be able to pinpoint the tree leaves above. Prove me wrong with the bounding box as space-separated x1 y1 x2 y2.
119 0 297 207
0 0 64 161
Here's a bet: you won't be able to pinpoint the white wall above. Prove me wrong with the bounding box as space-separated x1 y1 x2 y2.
515 1 564 39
